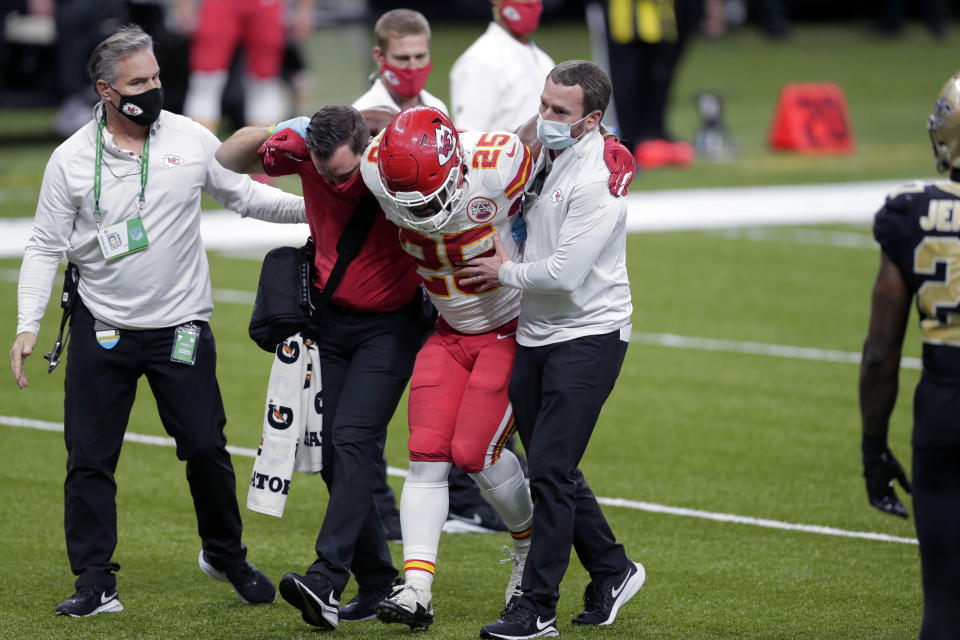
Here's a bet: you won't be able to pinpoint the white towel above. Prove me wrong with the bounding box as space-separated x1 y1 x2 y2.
247 334 323 517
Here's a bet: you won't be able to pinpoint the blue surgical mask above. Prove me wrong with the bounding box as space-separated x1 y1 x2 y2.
536 113 590 150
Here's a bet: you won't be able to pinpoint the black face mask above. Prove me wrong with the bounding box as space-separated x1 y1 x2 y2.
109 86 163 126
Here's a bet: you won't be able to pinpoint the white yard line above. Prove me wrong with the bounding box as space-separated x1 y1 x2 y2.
707 227 878 250
0 414 918 545
631 332 923 370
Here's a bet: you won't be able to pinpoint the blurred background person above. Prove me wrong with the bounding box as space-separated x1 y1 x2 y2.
353 7 444 113
449 0 554 132
589 0 724 171
178 0 315 133
873 0 950 38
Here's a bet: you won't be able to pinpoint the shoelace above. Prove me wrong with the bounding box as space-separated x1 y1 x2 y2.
499 545 525 595
581 580 601 610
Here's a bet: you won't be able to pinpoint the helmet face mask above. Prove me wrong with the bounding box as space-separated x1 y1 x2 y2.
377 106 466 232
928 74 960 174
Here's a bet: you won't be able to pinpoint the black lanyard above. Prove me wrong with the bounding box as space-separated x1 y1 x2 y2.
94 117 150 228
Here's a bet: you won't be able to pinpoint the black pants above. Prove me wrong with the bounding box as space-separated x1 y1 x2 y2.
306 297 427 594
912 378 960 639
601 0 699 146
510 329 630 614
64 299 244 590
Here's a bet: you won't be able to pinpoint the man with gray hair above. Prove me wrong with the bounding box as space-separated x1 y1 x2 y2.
9 24 306 617
460 60 644 639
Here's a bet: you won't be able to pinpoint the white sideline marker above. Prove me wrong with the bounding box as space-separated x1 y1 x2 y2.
631 332 923 370
0 414 917 546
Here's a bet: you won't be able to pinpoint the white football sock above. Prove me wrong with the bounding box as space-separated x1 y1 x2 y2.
469 450 533 546
400 460 451 592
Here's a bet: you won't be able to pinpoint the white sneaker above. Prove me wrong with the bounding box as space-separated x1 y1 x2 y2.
375 582 434 631
499 545 527 606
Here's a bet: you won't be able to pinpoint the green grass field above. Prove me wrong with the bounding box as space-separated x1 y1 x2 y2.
0 221 924 639
0 18 944 640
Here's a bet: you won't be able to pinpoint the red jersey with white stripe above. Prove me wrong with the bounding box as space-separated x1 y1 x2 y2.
362 130 533 333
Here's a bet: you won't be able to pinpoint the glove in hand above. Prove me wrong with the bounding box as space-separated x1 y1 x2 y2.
258 130 309 165
863 448 912 518
603 135 635 197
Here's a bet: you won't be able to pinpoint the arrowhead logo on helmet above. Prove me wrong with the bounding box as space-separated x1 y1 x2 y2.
436 124 456 165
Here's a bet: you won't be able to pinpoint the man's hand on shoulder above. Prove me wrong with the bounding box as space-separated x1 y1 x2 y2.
603 135 635 198
259 128 310 164
10 331 37 389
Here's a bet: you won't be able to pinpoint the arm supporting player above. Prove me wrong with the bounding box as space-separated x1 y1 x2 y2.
859 250 913 518
215 126 274 174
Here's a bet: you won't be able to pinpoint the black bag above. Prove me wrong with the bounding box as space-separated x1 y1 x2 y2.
248 193 381 352
248 239 315 352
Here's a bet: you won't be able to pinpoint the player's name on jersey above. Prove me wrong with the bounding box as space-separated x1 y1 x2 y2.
920 199 960 233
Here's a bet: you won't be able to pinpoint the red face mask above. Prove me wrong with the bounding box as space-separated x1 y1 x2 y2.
330 168 366 197
380 61 433 100
499 1 543 37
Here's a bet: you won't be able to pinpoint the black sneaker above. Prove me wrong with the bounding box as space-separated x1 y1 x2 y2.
571 560 646 626
375 582 435 631
55 585 123 617
198 550 276 604
480 600 558 639
339 582 395 622
279 571 340 629
444 502 508 533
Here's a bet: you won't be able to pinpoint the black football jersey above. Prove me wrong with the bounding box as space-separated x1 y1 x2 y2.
874 180 960 383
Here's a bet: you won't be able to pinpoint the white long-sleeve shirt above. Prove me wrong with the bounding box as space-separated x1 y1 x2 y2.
17 106 306 335
449 22 555 132
499 129 632 347
352 77 448 114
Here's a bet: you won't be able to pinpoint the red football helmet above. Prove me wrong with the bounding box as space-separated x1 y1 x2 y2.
377 106 465 231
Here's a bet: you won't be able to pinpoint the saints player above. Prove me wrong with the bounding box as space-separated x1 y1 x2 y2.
360 106 535 631
859 72 960 639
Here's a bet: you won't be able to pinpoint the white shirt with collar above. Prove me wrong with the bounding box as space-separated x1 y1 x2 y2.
17 105 306 335
498 129 632 347
449 22 555 132
352 77 448 114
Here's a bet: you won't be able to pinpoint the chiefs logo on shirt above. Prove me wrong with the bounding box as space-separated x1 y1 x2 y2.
162 154 184 168
436 124 456 165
